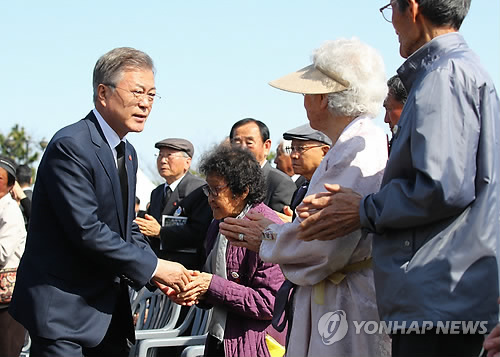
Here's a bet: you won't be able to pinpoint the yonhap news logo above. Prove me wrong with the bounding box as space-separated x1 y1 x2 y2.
318 310 489 345
317 310 349 345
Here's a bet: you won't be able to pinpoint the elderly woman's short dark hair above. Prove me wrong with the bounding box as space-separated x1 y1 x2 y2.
199 145 266 205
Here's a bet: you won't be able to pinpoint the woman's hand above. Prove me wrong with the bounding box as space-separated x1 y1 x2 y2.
219 211 274 252
176 272 213 303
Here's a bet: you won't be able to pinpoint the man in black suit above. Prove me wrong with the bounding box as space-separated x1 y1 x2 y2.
281 123 331 221
135 138 212 270
229 118 296 213
9 47 191 357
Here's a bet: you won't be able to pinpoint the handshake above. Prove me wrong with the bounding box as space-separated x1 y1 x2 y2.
152 260 213 306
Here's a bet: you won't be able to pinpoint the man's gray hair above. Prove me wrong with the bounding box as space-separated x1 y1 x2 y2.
313 38 387 118
395 0 470 30
92 47 155 104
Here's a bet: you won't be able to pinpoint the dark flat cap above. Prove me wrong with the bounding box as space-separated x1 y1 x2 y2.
0 156 17 180
155 138 194 158
283 124 332 146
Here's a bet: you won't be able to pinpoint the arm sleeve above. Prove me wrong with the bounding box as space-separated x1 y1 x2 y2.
203 258 284 320
40 137 156 287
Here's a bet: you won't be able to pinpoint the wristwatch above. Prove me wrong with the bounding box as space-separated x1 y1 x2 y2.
262 227 277 241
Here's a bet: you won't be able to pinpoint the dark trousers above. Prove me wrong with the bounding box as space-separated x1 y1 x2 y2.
0 308 25 357
30 312 130 357
391 330 484 357
30 285 132 357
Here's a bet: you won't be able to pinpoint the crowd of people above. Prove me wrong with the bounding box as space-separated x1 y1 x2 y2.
1 1 499 357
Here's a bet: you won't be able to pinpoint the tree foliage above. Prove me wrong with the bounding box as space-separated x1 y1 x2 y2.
0 124 47 165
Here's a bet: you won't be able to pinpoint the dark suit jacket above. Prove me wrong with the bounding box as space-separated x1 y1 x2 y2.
147 172 212 269
10 111 157 347
261 162 296 213
294 175 307 189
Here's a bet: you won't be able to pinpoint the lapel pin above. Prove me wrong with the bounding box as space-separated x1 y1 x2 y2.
128 155 132 161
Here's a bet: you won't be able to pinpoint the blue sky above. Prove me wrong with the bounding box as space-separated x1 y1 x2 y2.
1 1 498 181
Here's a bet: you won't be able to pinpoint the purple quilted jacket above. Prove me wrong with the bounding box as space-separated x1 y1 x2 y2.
202 203 285 357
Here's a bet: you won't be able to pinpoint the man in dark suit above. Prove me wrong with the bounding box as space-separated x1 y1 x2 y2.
229 118 296 213
135 138 212 270
9 47 191 357
281 123 331 221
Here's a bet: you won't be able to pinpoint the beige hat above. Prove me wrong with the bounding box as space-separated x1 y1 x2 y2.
269 64 350 95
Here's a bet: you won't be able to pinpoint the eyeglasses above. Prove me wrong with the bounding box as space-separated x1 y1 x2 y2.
285 145 324 155
155 152 187 160
202 184 229 197
107 84 160 103
379 2 393 23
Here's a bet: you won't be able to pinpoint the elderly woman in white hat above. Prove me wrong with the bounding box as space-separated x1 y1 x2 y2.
220 37 390 356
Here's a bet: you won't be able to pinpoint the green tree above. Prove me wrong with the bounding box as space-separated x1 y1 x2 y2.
0 124 47 165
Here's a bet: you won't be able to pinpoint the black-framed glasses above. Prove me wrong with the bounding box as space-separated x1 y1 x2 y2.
107 84 160 103
285 145 324 155
379 2 393 23
202 184 229 197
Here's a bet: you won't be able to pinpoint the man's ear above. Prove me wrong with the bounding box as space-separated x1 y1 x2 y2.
97 84 109 108
263 139 272 156
407 0 419 23
321 145 330 157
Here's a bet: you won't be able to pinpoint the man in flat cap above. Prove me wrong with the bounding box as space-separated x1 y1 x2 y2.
281 123 331 221
135 138 212 270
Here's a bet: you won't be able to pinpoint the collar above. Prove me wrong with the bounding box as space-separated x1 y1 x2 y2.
165 172 187 193
93 108 127 164
397 32 465 92
93 108 123 148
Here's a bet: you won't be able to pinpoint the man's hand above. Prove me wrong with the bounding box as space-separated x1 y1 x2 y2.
219 211 274 252
10 181 27 204
296 183 362 241
155 281 197 306
275 206 293 223
176 272 213 303
135 214 161 237
153 260 191 293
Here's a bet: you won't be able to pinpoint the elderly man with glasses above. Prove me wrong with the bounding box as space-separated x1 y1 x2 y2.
277 124 331 222
135 138 212 270
296 1 500 356
9 47 192 357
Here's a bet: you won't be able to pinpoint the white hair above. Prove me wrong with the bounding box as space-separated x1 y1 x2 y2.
312 37 387 118
277 139 291 155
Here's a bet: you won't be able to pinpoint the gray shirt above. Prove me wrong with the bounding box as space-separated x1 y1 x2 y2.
360 33 500 330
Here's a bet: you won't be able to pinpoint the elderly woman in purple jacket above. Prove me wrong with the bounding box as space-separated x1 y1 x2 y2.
175 144 285 357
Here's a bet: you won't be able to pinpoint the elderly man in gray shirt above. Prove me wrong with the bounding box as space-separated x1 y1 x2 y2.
295 1 500 356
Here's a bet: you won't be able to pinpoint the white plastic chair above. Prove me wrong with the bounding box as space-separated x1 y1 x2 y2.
128 288 182 357
135 306 212 357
